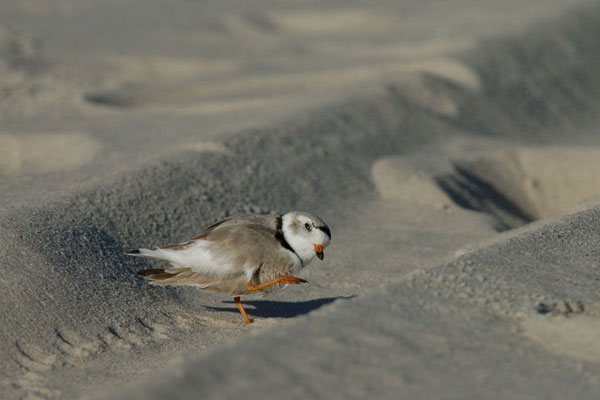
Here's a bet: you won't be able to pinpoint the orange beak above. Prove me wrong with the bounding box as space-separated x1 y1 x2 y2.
314 244 324 260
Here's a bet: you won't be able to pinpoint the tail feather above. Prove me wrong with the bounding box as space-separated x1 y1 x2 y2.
126 248 167 260
135 267 217 289
130 248 186 283
136 268 166 277
136 268 182 281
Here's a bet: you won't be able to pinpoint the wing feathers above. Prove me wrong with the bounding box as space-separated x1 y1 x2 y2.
136 268 180 281
136 266 248 294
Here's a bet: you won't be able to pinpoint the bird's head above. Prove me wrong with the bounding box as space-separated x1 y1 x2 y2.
281 211 331 265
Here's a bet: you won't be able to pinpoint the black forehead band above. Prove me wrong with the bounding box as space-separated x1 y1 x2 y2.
317 225 331 239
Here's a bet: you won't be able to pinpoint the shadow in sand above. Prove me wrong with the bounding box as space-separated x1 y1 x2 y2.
205 296 356 319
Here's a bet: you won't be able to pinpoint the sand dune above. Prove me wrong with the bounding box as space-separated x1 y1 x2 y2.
0 131 101 176
2 0 600 399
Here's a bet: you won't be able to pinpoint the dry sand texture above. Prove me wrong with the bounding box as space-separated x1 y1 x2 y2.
2 0 600 399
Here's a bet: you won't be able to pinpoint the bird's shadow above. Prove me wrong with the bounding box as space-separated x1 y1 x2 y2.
205 295 356 319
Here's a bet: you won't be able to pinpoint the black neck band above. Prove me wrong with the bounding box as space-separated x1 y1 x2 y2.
276 215 303 265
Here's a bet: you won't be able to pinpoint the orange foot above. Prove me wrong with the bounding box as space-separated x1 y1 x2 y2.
278 276 308 285
246 275 307 292
236 276 307 325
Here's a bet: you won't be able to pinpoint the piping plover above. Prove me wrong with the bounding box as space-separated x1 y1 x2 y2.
128 211 331 324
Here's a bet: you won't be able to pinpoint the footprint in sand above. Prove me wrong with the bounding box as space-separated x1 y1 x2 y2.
55 328 102 365
137 318 170 340
522 300 600 363
14 342 57 372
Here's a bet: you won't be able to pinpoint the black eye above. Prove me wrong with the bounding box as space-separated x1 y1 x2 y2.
305 223 312 232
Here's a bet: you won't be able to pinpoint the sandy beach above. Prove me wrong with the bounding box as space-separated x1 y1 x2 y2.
2 0 600 398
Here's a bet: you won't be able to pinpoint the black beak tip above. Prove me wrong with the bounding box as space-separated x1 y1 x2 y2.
316 251 324 260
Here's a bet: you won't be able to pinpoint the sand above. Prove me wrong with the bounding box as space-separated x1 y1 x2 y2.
2 0 600 399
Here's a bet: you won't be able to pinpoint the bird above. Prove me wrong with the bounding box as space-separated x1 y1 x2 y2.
127 211 331 324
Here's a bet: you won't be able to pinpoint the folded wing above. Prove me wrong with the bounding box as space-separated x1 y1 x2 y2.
129 217 295 294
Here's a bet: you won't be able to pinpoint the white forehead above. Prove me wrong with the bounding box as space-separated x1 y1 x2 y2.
297 214 313 223
291 212 322 224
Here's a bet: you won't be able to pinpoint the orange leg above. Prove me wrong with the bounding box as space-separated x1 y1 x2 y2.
234 296 252 325
246 276 307 292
